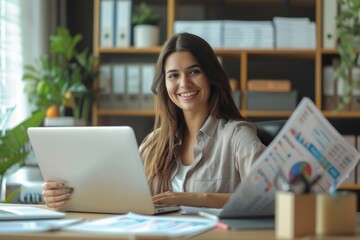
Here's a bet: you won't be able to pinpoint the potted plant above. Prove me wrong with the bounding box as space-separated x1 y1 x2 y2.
0 111 44 202
22 27 97 126
132 2 161 47
334 0 360 111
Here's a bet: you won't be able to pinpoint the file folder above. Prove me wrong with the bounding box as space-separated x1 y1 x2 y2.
99 0 114 47
115 0 132 47
98 64 113 109
112 64 127 109
322 0 337 49
126 64 141 109
140 64 155 109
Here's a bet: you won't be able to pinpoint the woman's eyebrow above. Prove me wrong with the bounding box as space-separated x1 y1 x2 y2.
166 64 200 74
187 64 200 70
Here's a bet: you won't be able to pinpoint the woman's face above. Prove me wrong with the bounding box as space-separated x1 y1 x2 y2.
164 51 210 114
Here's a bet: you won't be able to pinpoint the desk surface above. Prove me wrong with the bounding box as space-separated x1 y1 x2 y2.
1 204 360 240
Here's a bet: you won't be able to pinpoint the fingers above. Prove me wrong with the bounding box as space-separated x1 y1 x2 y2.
42 181 72 209
152 191 180 206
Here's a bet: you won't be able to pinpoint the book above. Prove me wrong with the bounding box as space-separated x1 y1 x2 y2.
247 79 291 92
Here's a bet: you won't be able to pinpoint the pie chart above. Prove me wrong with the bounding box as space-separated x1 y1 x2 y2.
289 161 312 180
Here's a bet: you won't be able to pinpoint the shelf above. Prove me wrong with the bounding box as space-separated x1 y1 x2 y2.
240 110 292 117
98 47 317 57
97 109 155 117
178 0 315 7
323 111 360 118
321 49 338 54
98 46 162 54
338 184 360 190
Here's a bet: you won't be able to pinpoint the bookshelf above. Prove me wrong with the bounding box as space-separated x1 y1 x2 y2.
92 0 360 188
92 0 360 125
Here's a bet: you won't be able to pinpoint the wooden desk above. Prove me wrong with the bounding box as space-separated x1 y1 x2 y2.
1 205 360 240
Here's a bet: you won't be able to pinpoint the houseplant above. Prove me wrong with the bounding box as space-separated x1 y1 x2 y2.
0 111 44 202
132 2 161 47
22 27 97 125
334 0 360 111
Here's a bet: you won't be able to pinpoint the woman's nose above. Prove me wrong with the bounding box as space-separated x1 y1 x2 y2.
179 74 193 87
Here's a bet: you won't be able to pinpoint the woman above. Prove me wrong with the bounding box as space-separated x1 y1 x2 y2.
42 33 265 209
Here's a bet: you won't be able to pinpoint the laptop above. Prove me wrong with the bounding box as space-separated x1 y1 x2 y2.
0 205 65 220
27 126 180 215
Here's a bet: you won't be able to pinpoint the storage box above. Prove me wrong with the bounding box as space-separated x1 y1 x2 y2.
316 192 357 236
246 91 297 110
275 191 316 239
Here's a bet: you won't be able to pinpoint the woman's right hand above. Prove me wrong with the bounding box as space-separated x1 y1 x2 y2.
42 181 72 209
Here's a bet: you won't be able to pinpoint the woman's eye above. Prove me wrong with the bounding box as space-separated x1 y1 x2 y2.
189 69 201 75
167 73 178 79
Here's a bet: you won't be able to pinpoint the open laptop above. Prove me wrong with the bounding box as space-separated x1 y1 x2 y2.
0 205 65 220
27 126 180 215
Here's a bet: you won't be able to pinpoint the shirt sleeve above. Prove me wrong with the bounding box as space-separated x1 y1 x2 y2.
232 123 266 180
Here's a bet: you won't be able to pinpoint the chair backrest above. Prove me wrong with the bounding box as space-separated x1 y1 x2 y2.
255 120 286 146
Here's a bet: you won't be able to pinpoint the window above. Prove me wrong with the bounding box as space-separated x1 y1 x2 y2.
0 0 26 130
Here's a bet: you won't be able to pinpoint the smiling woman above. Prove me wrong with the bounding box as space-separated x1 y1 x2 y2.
41 33 266 210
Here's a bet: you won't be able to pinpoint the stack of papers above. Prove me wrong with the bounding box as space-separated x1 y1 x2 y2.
174 20 223 48
223 20 274 49
273 17 316 49
66 212 216 237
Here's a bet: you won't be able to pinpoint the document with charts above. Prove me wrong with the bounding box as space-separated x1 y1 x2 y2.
221 97 360 218
66 212 216 237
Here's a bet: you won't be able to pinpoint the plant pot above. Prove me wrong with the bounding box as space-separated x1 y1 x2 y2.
44 117 86 127
134 24 159 47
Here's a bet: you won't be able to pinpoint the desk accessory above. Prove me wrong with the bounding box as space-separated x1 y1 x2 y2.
316 191 357 236
275 191 316 239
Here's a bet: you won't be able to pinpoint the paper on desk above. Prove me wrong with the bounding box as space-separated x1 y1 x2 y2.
220 97 360 218
66 212 216 237
0 218 84 233
179 206 222 215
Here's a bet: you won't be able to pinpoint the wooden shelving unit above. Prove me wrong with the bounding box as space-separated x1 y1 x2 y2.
92 0 360 189
92 0 360 124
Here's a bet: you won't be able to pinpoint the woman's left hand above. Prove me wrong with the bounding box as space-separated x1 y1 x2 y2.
152 191 231 208
152 191 203 207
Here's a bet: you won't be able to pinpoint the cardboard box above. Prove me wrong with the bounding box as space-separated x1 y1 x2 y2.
276 191 316 239
247 79 291 92
316 192 357 236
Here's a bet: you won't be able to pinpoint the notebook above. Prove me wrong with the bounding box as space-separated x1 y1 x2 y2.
28 126 180 215
0 206 65 220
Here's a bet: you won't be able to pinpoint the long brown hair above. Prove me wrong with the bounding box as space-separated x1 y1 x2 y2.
140 32 246 194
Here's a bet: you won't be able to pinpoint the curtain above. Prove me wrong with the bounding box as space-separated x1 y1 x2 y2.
0 0 65 129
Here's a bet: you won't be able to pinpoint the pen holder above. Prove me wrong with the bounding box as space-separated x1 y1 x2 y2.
316 192 357 236
275 191 316 239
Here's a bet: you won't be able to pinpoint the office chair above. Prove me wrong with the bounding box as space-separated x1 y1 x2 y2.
255 120 286 146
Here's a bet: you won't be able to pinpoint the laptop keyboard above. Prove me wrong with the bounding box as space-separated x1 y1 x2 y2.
0 209 15 215
154 204 171 209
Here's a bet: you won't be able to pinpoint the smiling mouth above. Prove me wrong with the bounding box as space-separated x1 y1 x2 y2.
178 91 198 97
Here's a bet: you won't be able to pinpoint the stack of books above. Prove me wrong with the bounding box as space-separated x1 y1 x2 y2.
174 20 223 48
246 79 297 111
223 20 274 49
273 17 316 49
